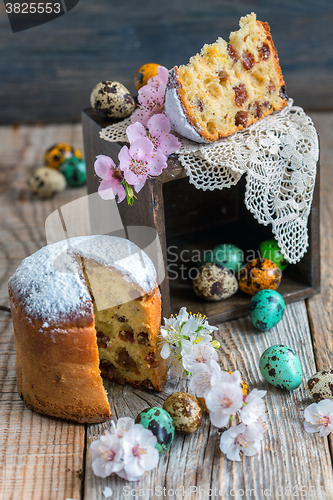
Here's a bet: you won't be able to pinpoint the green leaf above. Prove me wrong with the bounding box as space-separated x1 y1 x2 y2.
121 180 136 205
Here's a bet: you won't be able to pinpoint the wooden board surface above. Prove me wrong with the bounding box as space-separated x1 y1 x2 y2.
0 124 86 500
1 113 333 499
1 0 333 124
85 302 333 500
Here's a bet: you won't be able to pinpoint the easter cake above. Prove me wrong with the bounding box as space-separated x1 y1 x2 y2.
164 12 288 143
8 235 167 423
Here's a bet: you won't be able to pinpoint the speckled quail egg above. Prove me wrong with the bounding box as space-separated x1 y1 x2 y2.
28 167 66 199
249 289 285 331
90 81 135 119
307 370 333 402
193 262 238 301
60 157 86 187
135 407 175 453
259 344 302 390
163 392 202 434
203 243 243 274
259 239 288 271
238 258 282 296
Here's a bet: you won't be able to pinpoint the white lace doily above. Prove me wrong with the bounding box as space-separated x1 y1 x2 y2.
99 100 319 264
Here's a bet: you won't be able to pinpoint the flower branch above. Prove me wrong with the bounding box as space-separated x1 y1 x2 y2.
95 66 181 205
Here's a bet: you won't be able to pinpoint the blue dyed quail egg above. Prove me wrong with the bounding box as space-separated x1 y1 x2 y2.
249 290 285 331
135 407 175 454
307 370 333 402
259 344 302 390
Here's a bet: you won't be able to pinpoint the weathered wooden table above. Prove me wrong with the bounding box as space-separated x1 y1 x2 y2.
1 114 333 500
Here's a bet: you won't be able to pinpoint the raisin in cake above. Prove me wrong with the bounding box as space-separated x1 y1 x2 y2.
8 235 167 423
164 12 288 143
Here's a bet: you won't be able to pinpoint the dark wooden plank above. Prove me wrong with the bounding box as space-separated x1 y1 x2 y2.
306 112 333 369
1 0 333 124
305 112 333 469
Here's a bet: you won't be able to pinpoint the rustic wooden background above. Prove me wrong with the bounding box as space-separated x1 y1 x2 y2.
0 0 332 124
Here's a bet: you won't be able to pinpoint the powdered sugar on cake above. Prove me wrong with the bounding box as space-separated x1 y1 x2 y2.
72 235 157 294
8 235 157 325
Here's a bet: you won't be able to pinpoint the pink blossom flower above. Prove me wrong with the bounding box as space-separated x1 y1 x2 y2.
189 359 221 398
147 114 180 156
239 389 267 430
127 114 180 157
118 138 167 192
131 66 169 127
94 155 126 202
110 417 135 438
183 342 218 373
121 424 159 480
304 400 333 437
151 65 169 86
90 432 124 478
205 382 244 428
220 423 264 461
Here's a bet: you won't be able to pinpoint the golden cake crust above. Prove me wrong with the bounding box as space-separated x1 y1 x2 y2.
165 13 288 142
10 288 111 423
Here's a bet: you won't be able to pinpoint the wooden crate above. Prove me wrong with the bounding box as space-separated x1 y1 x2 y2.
82 107 320 324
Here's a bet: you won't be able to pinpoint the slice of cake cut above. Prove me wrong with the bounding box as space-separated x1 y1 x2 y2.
164 13 288 143
8 235 167 423
81 255 166 392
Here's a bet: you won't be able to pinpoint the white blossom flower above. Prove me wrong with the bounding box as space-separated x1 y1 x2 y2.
110 417 135 438
239 389 267 429
160 329 172 359
122 424 159 480
159 309 188 360
164 306 189 330
116 469 144 482
180 338 195 357
168 347 186 378
183 342 219 373
159 308 219 378
90 433 124 478
205 382 244 428
220 423 264 461
189 359 221 397
304 400 333 437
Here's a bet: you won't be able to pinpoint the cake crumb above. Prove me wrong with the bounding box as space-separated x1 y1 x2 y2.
103 486 113 498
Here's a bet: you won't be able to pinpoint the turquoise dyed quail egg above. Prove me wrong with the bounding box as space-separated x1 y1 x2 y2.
203 243 243 274
259 344 302 390
249 290 285 331
135 407 175 454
